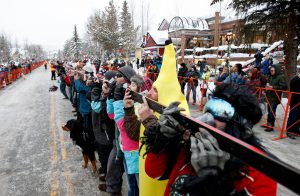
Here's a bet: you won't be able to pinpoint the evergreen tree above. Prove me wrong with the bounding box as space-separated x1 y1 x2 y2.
70 25 82 60
120 0 139 58
211 0 300 84
103 0 119 55
63 39 72 60
87 1 119 57
0 34 11 63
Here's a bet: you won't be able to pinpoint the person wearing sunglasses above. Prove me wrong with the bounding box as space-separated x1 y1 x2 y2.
139 83 277 196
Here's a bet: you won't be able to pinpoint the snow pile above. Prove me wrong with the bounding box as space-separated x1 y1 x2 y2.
262 40 284 55
242 40 284 66
239 43 269 49
218 44 239 50
226 53 253 58
196 54 219 58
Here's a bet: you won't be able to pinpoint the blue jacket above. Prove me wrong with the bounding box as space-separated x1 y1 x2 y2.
262 60 270 75
74 80 92 115
223 72 245 85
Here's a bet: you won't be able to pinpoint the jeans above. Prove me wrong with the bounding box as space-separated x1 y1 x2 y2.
287 106 300 133
124 160 139 196
68 85 73 103
186 84 196 103
60 81 68 98
267 103 278 126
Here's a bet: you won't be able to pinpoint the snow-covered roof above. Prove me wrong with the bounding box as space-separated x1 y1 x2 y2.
147 30 168 45
222 8 240 22
169 16 209 32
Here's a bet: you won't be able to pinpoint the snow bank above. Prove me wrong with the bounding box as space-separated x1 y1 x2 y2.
226 53 253 58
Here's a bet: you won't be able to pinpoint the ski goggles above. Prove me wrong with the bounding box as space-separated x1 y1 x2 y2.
203 98 235 122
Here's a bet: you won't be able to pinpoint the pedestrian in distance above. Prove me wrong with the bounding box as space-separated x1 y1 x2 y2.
136 58 140 69
254 48 263 68
264 64 287 132
178 63 188 94
50 62 56 80
286 66 300 139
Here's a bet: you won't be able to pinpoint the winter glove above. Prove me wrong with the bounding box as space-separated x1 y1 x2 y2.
170 169 231 196
159 101 186 138
114 84 126 101
190 128 230 176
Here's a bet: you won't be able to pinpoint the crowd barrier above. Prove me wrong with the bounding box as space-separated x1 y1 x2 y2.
0 61 46 89
256 87 300 140
146 70 300 141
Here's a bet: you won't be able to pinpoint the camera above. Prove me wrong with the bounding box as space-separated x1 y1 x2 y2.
107 77 116 89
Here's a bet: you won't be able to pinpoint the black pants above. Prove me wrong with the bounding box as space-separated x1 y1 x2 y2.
181 82 186 94
95 143 113 174
82 113 95 142
106 144 124 193
51 71 56 80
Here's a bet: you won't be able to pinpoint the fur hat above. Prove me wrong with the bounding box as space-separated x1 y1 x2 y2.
130 74 144 88
118 66 136 82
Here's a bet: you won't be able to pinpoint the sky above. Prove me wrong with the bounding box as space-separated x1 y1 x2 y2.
0 0 231 52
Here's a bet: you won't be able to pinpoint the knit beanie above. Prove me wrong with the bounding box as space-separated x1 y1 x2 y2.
118 66 136 82
104 71 117 80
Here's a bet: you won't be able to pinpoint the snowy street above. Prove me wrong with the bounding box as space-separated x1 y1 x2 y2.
0 67 126 195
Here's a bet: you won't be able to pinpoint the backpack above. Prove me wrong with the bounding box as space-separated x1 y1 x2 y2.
64 75 71 86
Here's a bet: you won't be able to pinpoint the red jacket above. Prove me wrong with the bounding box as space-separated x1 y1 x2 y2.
145 144 195 196
145 147 277 196
235 166 277 196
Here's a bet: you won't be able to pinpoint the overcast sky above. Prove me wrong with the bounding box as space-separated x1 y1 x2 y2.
0 0 231 51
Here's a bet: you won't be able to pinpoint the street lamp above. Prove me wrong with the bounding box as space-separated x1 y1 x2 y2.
192 37 198 62
226 32 233 61
118 43 123 57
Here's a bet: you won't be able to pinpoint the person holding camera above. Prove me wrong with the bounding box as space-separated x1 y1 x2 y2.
56 62 69 99
74 69 95 148
98 71 124 195
105 66 139 196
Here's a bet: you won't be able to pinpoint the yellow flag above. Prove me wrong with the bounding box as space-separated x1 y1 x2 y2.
139 41 190 196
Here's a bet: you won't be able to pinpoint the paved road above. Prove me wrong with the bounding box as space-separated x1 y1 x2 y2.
0 67 299 195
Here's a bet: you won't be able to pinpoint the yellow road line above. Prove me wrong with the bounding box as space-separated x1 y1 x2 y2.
50 92 59 196
57 115 74 196
49 81 74 196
